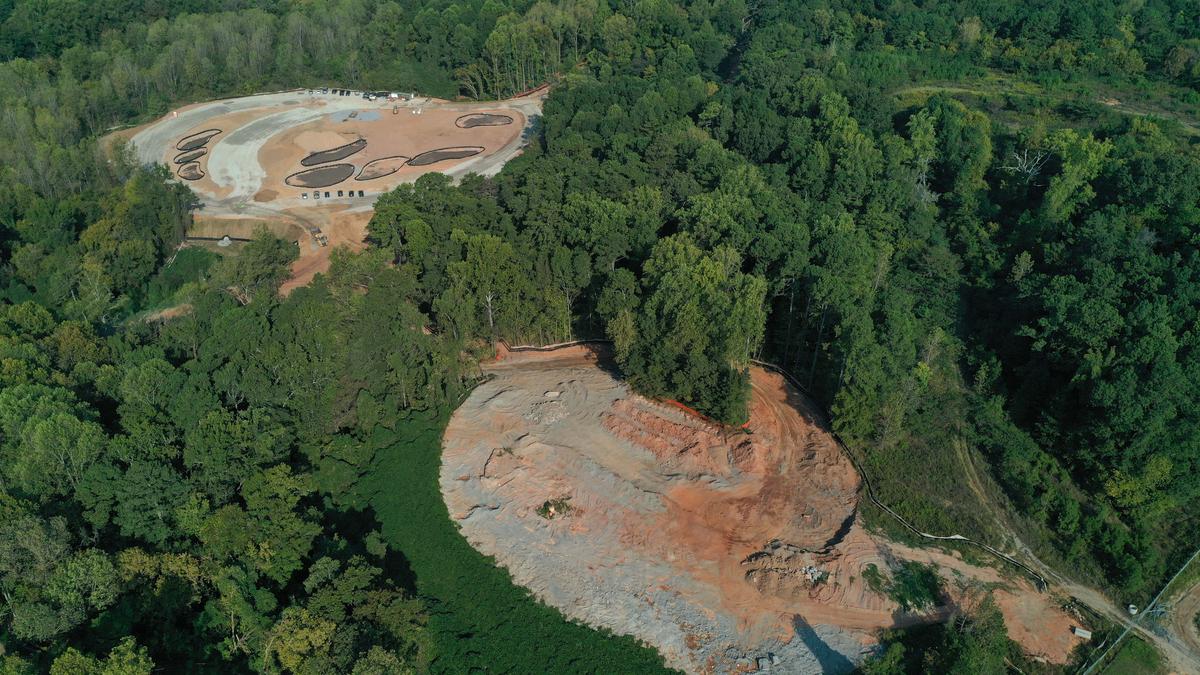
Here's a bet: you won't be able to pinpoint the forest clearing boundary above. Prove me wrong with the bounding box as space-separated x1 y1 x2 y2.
494 339 1049 590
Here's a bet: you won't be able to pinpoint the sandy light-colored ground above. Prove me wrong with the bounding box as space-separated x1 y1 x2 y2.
119 88 542 290
440 347 1086 673
257 106 523 199
1167 578 1200 672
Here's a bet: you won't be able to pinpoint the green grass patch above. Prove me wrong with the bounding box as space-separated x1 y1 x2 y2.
354 411 673 673
536 496 573 520
863 563 886 595
1159 552 1200 605
1102 636 1165 675
890 562 943 611
862 562 943 612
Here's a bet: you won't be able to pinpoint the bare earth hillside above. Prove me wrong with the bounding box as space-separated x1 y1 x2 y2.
440 347 1084 673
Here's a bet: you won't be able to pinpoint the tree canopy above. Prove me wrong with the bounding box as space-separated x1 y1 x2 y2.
2 0 1199 669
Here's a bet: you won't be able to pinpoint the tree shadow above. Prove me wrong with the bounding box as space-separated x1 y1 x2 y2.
322 503 419 593
792 614 856 674
586 343 624 378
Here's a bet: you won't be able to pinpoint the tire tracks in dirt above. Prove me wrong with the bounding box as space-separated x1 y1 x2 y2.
1169 580 1200 664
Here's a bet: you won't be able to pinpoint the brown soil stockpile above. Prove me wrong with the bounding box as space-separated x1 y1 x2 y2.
355 156 410 181
407 146 484 166
456 113 514 128
301 137 367 166
284 163 356 188
441 351 1086 673
993 590 1086 663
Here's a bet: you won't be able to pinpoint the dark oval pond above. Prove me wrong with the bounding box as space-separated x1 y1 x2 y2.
407 146 484 167
285 163 356 188
301 138 368 166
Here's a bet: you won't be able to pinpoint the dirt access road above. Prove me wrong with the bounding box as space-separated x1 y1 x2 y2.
894 81 1200 137
440 347 1085 673
910 382 1200 673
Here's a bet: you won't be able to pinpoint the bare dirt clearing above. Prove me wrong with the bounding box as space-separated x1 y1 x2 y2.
1165 578 1200 671
441 348 1083 673
119 89 543 288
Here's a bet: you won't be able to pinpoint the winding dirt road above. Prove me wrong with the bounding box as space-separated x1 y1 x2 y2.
762 381 1200 673
953 420 1200 673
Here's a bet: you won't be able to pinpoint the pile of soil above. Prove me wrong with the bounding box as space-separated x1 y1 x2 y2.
177 162 205 180
284 163 355 188
407 146 484 166
301 137 367 166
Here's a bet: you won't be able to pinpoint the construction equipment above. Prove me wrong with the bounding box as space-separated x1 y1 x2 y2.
306 226 329 247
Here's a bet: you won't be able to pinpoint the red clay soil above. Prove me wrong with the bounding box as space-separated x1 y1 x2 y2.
279 207 370 295
441 349 1087 670
994 589 1088 663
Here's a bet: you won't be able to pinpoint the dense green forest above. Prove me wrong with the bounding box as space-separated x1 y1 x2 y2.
2 0 1199 671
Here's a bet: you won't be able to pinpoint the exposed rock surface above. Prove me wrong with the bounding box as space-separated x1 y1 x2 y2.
440 347 1082 672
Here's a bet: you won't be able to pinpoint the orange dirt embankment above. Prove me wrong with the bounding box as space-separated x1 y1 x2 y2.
440 349 1086 672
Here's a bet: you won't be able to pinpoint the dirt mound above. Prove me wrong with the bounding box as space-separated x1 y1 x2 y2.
743 541 839 601
601 397 736 476
177 162 204 180
456 113 514 128
176 128 220 151
994 589 1088 663
174 148 207 164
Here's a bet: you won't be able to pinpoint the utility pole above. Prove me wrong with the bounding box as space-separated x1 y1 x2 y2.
1079 546 1200 674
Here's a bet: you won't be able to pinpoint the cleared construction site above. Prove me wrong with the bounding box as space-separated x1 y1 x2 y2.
118 87 543 289
441 346 1089 673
